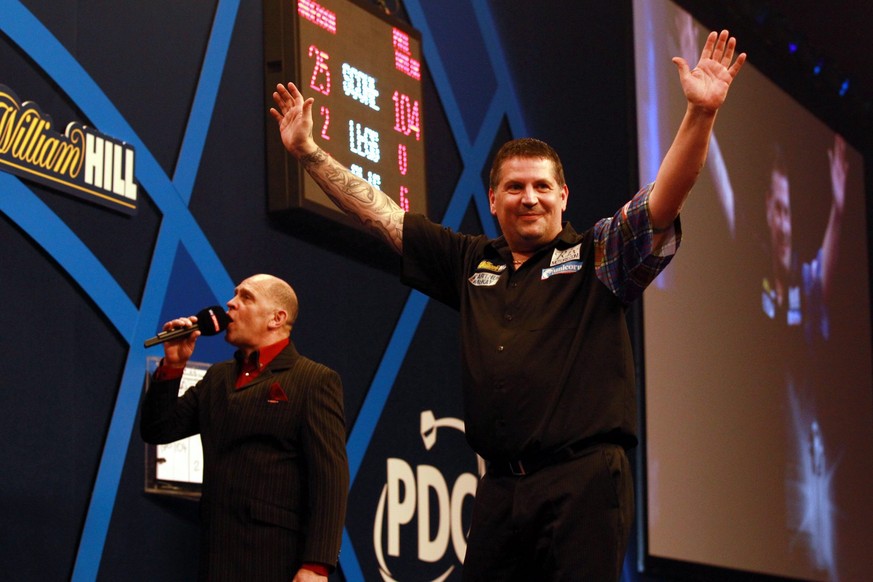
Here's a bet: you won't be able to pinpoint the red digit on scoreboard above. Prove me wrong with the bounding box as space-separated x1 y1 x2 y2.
397 143 408 176
320 106 331 140
392 90 421 141
308 45 331 95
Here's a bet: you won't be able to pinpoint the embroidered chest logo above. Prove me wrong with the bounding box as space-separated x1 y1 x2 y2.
475 259 506 273
468 259 505 286
787 285 802 326
542 244 583 280
468 272 501 287
541 261 583 280
549 244 581 266
762 278 776 319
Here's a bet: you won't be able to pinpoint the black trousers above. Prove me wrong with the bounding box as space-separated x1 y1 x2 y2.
462 444 634 582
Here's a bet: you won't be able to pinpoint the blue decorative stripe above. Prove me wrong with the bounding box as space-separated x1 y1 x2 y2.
0 172 138 333
173 0 242 203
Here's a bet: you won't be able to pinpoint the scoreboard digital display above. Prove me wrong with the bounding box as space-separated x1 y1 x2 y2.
264 0 426 266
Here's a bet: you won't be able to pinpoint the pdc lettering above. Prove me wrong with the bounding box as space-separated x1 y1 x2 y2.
384 458 478 563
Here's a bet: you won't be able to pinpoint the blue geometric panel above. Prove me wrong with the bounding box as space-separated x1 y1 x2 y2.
0 1 238 579
414 0 498 144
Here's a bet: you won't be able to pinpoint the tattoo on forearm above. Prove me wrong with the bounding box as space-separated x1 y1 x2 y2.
299 148 329 169
300 148 404 253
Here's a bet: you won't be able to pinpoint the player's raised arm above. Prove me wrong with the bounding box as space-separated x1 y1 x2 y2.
270 82 405 253
649 30 746 232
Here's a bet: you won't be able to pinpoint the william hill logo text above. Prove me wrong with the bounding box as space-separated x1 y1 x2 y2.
0 84 137 215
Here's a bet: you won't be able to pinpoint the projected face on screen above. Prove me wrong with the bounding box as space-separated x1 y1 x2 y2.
766 162 793 274
758 135 847 342
635 1 873 581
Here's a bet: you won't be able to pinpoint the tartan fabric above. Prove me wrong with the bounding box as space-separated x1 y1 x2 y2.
594 183 681 304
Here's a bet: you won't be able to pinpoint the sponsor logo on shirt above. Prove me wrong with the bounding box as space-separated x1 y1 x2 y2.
541 260 583 280
468 272 501 286
762 278 803 327
762 278 776 319
550 244 581 266
787 285 802 326
475 259 506 273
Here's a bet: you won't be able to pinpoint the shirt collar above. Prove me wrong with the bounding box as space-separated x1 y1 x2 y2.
489 222 580 257
234 337 290 370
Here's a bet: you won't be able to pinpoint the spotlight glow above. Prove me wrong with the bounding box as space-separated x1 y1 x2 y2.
787 383 839 581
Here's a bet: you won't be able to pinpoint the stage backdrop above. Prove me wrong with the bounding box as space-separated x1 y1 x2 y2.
3 1 867 582
0 1 637 580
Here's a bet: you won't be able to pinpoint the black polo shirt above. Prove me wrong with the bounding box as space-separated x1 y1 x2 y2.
401 188 678 462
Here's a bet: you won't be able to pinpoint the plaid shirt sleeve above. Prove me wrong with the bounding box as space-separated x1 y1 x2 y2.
802 246 829 342
593 183 682 303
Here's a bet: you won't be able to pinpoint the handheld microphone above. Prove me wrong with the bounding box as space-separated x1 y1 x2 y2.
144 306 231 348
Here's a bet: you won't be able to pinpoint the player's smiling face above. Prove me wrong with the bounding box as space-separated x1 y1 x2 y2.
489 157 568 252
767 170 792 272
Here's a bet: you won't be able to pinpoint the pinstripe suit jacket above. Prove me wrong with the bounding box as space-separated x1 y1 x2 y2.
141 341 349 581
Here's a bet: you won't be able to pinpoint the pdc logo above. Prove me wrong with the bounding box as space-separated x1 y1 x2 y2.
373 410 484 581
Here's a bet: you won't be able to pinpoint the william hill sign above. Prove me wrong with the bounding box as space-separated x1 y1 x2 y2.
0 84 138 215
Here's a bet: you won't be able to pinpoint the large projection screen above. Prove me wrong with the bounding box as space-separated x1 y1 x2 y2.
634 1 873 581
